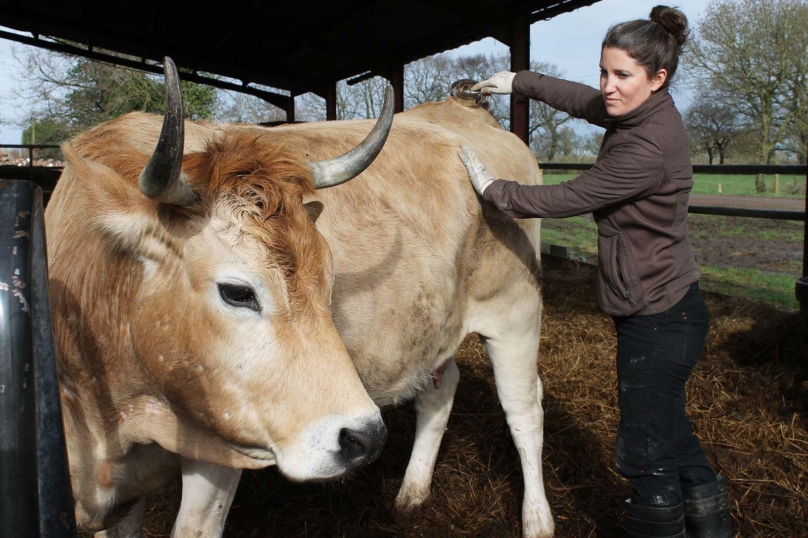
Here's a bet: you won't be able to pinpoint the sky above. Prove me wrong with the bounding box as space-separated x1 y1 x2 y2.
0 0 708 144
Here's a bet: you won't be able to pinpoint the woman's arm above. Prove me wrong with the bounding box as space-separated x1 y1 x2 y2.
513 71 608 128
460 131 664 219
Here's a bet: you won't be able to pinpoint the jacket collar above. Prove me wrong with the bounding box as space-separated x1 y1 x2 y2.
603 87 673 128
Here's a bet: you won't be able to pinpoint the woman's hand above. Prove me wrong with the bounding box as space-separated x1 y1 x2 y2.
458 144 495 195
471 72 516 95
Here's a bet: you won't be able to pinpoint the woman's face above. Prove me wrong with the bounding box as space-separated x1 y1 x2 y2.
599 47 667 116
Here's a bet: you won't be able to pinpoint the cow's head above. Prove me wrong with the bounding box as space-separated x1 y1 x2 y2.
70 58 392 482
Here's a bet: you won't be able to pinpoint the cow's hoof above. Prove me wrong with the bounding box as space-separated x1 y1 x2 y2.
523 509 555 538
392 495 433 528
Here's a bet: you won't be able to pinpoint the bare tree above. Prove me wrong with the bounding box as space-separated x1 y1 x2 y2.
583 131 605 157
527 62 572 160
685 0 808 187
781 52 808 162
404 52 456 108
297 76 388 122
353 76 389 119
12 45 218 137
684 93 741 164
216 91 286 124
291 51 581 163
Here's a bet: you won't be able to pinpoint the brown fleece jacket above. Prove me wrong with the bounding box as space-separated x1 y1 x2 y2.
483 71 699 316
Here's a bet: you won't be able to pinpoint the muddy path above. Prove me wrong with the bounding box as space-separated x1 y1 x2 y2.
690 194 805 211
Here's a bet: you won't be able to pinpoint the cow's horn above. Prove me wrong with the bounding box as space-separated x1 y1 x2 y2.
138 57 197 206
308 84 395 189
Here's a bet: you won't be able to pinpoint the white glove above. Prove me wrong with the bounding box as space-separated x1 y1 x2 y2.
471 71 516 95
458 144 495 196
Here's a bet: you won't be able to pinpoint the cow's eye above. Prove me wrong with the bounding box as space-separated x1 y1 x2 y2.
218 283 261 312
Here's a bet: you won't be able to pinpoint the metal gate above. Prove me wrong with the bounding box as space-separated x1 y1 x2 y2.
0 180 76 537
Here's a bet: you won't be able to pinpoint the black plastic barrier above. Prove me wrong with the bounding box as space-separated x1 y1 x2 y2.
0 180 76 537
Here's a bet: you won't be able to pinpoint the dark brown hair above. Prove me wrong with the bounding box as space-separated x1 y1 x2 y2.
602 5 689 88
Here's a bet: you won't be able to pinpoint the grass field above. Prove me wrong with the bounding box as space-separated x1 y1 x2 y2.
535 172 805 310
541 217 803 310
542 171 806 197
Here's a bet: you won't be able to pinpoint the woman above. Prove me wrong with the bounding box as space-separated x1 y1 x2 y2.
459 6 731 538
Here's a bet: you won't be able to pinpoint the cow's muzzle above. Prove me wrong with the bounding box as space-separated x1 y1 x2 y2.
338 422 387 469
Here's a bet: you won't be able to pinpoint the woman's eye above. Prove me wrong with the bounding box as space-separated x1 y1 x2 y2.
218 283 261 312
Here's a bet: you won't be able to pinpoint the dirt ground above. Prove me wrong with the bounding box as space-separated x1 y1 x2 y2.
138 256 808 538
690 194 806 212
690 216 803 274
690 195 805 273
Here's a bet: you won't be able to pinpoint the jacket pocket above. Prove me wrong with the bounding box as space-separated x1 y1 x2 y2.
598 233 644 314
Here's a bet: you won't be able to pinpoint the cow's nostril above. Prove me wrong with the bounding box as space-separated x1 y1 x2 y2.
338 428 366 462
338 423 387 467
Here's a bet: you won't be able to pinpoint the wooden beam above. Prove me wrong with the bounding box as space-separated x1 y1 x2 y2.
390 62 404 113
418 0 511 45
0 9 319 94
286 95 295 123
510 15 530 145
247 2 395 74
326 81 337 121
530 0 602 23
0 29 294 110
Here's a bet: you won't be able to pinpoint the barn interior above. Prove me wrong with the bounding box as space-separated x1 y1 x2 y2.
0 0 599 136
0 1 806 536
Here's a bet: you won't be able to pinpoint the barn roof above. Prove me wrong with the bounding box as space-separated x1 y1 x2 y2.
0 0 601 107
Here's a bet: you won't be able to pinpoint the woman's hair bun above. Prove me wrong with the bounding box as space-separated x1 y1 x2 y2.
650 5 689 47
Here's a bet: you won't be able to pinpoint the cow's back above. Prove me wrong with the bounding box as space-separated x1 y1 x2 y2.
70 99 544 407
255 97 543 405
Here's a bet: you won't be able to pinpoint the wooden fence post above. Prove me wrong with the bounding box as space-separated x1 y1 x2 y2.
755 173 766 193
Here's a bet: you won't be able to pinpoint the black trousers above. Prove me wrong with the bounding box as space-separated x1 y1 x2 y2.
612 282 717 507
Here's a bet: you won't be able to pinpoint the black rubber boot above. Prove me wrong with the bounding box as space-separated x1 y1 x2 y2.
626 501 686 538
683 477 732 538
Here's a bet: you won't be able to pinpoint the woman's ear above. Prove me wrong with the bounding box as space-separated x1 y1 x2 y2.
651 68 668 92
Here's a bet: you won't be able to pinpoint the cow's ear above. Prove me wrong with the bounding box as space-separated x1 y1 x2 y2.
304 201 324 224
61 143 189 261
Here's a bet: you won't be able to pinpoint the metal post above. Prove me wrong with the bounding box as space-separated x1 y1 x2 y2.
803 141 807 279
390 62 404 113
0 180 77 537
1 180 42 536
31 181 76 537
510 14 530 145
326 81 337 121
799 143 808 317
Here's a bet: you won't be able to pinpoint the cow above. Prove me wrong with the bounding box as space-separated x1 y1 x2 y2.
50 60 553 537
46 58 391 535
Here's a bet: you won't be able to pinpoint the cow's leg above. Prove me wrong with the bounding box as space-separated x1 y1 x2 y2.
394 357 460 513
95 498 146 538
476 294 553 538
171 459 242 538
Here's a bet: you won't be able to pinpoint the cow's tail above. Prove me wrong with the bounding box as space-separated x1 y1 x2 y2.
519 159 543 278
